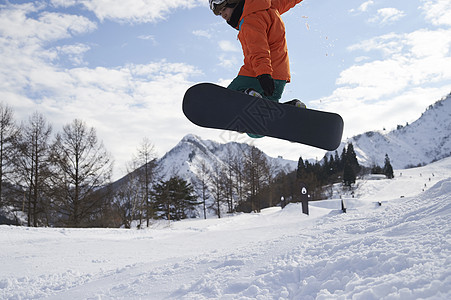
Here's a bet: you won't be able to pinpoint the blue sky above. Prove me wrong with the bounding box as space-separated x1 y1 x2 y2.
1 0 450 179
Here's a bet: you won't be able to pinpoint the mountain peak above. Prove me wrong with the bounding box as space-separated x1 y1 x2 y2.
181 133 202 143
331 93 451 169
158 135 297 182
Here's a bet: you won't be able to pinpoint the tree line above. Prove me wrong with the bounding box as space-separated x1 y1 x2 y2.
0 102 284 227
293 143 394 199
237 143 364 209
1 102 395 228
243 143 395 209
94 140 395 227
0 103 113 227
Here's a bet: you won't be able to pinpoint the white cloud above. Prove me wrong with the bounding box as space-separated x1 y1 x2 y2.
218 54 240 70
192 29 212 39
336 59 410 100
137 34 155 40
345 29 451 89
358 0 374 12
0 3 96 97
316 86 451 140
50 0 78 7
51 0 206 23
0 2 204 179
408 29 451 58
56 43 91 66
421 0 451 26
1 58 203 178
0 3 96 43
349 1 373 14
137 34 158 46
347 33 406 56
218 40 240 52
217 40 241 69
369 8 406 24
354 56 370 63
313 24 451 138
335 30 451 101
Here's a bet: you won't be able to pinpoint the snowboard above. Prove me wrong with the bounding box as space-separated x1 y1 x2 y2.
182 83 344 151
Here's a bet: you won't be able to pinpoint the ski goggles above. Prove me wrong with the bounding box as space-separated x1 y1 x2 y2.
210 0 227 11
210 0 238 16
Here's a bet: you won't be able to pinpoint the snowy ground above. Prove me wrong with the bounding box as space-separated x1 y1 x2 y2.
1 158 450 299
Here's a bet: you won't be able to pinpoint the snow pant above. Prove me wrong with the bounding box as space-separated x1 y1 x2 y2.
227 75 286 138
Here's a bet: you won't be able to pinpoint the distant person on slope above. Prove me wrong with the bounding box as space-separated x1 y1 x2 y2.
209 0 306 138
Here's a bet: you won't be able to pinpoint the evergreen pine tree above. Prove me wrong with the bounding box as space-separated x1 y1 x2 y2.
153 176 198 220
296 156 305 179
383 154 394 179
328 154 335 176
342 143 358 187
346 143 360 174
343 160 356 186
340 147 346 168
334 150 342 172
319 155 329 183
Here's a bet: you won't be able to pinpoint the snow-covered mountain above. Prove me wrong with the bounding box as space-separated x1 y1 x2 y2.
157 134 297 183
331 93 451 169
107 135 298 218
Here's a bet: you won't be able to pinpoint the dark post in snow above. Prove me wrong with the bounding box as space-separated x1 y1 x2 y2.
300 182 309 215
341 196 347 213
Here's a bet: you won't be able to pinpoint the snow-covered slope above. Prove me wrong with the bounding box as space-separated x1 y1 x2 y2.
332 93 451 169
1 157 450 299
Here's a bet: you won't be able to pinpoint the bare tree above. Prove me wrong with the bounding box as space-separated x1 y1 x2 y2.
223 149 236 213
209 162 226 218
0 103 20 208
243 146 268 212
113 159 143 228
262 158 279 207
14 112 52 226
111 138 159 229
194 160 210 219
231 153 246 206
134 138 158 227
50 119 113 227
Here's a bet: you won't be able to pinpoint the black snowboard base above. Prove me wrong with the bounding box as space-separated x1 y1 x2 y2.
183 83 344 151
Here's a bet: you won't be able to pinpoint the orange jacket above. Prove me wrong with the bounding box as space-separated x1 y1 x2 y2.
236 0 303 82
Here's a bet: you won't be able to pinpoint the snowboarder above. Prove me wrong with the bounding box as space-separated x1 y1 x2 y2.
209 0 305 138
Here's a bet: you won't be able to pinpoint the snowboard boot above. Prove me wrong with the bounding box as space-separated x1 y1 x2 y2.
284 99 307 109
244 88 263 98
